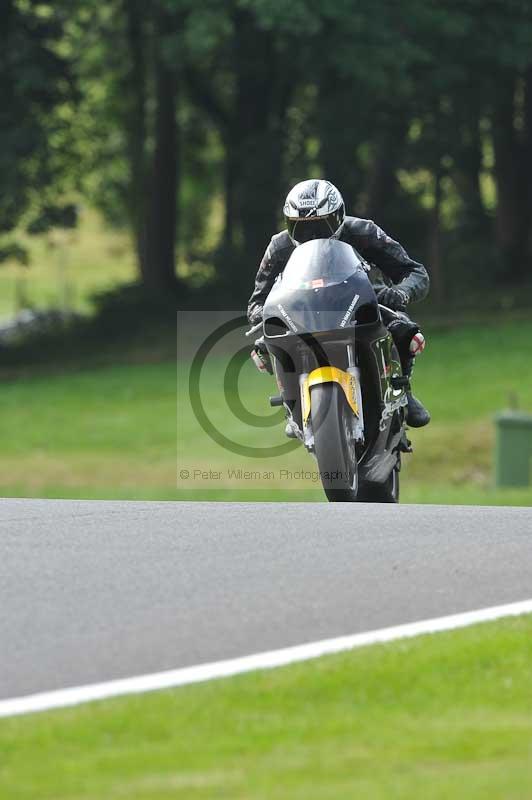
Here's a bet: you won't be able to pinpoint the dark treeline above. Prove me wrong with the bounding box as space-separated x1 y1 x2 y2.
2 0 532 307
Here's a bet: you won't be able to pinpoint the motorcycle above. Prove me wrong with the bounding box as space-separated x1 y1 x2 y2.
247 238 414 503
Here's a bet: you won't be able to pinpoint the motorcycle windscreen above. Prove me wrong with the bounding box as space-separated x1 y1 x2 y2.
264 238 376 333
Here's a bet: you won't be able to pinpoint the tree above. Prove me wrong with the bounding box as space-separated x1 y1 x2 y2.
0 0 76 266
69 0 185 294
18 0 532 308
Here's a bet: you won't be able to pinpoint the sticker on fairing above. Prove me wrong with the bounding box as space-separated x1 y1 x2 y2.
277 303 298 332
339 294 360 327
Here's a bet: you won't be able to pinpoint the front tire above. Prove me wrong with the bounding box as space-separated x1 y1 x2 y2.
312 382 358 502
356 467 400 503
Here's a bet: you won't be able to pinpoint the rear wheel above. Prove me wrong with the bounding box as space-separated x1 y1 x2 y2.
312 382 358 502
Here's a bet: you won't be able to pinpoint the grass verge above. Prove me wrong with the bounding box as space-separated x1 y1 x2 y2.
0 319 531 504
1 615 531 799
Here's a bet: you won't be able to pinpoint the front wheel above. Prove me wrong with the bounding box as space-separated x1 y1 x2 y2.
312 382 358 502
356 467 400 503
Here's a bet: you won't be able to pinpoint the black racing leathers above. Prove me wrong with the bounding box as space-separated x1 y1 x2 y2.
247 216 429 324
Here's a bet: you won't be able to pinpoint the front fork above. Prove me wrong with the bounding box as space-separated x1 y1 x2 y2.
299 343 365 452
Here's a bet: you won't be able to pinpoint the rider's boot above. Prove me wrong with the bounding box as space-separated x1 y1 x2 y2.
284 418 298 439
283 398 299 438
404 355 430 428
406 391 430 427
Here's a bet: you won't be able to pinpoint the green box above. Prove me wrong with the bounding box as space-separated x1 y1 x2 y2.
495 411 532 487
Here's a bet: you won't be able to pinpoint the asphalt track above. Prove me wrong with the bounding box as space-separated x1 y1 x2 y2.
1 499 531 702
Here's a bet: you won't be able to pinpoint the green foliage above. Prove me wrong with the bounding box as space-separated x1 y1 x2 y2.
0 1 77 261
0 242 29 266
26 203 78 234
3 0 532 297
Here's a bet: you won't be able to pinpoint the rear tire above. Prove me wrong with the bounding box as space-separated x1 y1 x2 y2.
312 382 358 502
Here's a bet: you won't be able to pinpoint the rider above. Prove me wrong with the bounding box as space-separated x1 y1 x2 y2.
247 179 430 429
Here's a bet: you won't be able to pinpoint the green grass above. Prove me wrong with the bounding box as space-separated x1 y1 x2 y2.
0 363 176 496
0 205 530 505
1 615 531 799
0 319 531 503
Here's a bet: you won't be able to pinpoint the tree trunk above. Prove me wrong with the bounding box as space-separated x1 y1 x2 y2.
451 100 487 231
365 120 407 227
144 33 179 293
428 162 444 304
222 136 236 255
1 0 14 34
492 73 527 277
221 8 290 290
123 0 148 278
316 76 365 211
522 66 532 272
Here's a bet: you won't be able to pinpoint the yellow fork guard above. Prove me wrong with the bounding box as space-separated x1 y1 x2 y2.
301 366 359 423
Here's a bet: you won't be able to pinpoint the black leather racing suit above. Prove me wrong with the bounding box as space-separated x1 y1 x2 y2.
247 216 429 324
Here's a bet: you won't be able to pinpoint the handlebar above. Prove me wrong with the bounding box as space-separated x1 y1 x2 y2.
245 321 263 338
378 303 405 317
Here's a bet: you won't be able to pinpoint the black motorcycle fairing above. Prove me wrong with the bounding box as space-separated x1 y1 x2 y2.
262 239 378 335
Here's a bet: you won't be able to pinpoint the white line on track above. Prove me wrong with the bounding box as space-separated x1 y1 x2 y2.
1 598 531 718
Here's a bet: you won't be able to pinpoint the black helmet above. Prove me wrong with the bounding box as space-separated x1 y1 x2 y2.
283 179 345 244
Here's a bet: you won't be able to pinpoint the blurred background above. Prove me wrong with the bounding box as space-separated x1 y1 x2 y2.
1 0 532 504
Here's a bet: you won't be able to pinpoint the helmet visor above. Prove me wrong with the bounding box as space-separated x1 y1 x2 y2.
287 216 336 244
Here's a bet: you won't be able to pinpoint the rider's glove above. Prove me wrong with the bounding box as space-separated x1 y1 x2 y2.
377 286 409 310
248 307 263 326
